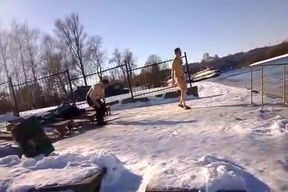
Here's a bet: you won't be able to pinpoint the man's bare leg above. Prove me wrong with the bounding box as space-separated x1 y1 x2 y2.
179 90 183 107
181 89 190 109
181 89 186 107
178 89 185 107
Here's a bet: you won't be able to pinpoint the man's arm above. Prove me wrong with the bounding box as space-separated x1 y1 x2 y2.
101 88 106 103
86 86 93 98
171 61 175 85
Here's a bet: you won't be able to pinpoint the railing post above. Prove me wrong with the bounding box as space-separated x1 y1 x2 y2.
261 65 264 110
184 52 192 88
66 70 75 104
8 77 19 117
250 66 253 105
125 61 134 99
284 64 287 104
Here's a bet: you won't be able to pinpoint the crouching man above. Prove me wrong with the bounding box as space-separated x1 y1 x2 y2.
86 79 109 126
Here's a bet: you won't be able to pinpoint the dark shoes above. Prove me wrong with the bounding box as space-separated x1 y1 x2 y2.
184 106 191 110
178 104 191 110
97 121 107 126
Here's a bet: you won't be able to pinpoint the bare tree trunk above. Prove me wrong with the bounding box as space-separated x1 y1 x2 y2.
9 41 20 84
17 36 28 85
54 13 87 86
0 32 9 81
57 74 68 96
25 31 37 82
23 24 41 108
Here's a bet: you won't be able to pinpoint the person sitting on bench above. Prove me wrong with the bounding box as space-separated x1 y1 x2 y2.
86 79 109 126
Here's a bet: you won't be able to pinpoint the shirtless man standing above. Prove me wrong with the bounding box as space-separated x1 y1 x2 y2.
171 47 190 110
86 79 109 126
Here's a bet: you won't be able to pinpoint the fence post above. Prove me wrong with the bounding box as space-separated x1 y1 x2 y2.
125 61 134 99
250 66 253 105
261 65 264 110
66 70 75 104
8 77 19 117
284 64 287 104
184 52 192 88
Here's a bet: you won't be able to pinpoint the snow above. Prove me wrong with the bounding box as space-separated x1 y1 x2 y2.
1 81 288 191
19 105 57 117
256 115 288 136
0 113 19 123
250 53 288 66
0 142 20 158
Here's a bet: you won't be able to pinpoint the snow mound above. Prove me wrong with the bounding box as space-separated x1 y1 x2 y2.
269 116 288 135
0 152 142 192
94 152 142 192
1 153 100 191
198 155 269 192
252 115 288 136
146 155 269 192
0 155 21 166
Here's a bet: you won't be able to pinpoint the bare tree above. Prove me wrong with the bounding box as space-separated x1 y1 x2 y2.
41 35 68 96
109 48 126 83
54 13 87 85
0 30 9 81
109 69 118 81
86 35 105 80
11 21 28 85
8 33 21 84
41 35 61 74
144 54 163 87
145 54 162 65
123 49 136 77
23 23 40 82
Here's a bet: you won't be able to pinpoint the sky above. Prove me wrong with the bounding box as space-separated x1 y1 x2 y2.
0 0 288 65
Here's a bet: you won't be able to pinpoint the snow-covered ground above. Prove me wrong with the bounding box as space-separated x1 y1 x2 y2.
1 81 288 191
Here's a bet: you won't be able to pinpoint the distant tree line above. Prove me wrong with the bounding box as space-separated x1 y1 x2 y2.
189 41 288 73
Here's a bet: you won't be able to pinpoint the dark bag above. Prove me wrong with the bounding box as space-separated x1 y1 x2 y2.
54 103 85 119
11 116 54 158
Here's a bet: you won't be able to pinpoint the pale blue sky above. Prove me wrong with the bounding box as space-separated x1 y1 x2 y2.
1 0 288 65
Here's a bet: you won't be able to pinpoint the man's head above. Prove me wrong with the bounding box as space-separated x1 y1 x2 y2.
174 47 182 57
101 79 109 88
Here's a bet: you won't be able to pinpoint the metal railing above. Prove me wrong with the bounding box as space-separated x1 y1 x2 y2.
250 64 287 108
2 52 192 116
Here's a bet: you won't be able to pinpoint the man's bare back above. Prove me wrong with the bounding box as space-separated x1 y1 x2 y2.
171 56 186 91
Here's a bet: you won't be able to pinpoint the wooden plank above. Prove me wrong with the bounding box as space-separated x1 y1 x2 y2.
0 133 13 141
48 120 74 127
47 120 75 138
